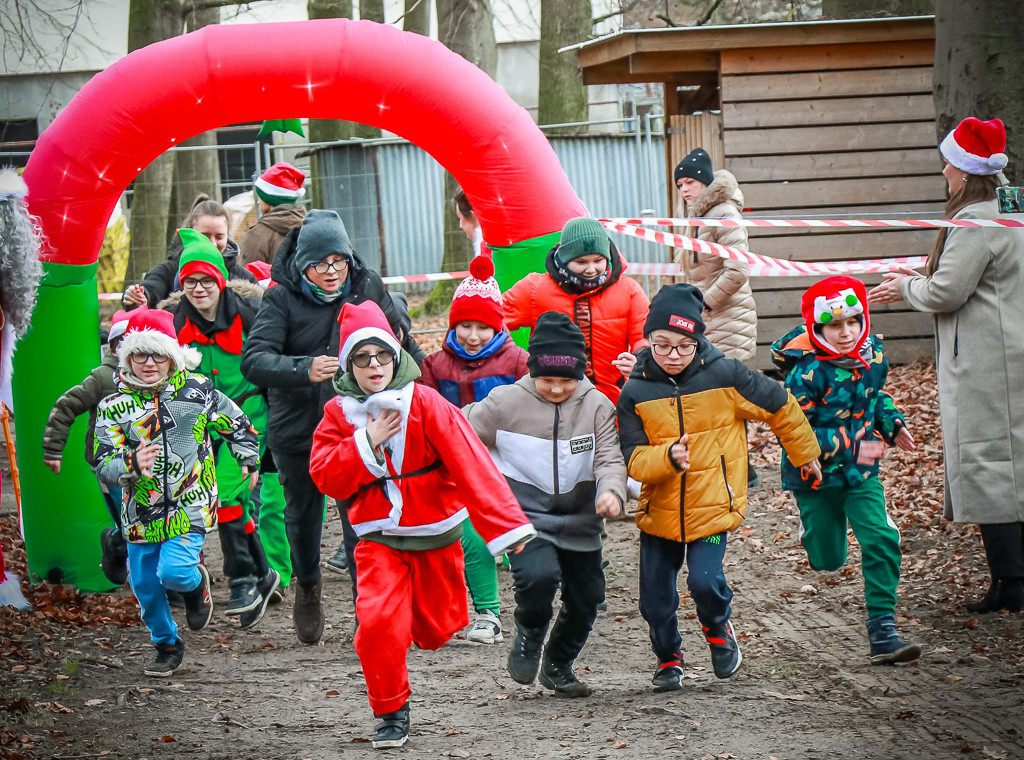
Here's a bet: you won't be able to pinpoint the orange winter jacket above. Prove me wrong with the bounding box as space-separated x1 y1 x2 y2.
503 243 650 404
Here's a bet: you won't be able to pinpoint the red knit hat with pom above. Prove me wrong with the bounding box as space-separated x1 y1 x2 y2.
449 256 504 332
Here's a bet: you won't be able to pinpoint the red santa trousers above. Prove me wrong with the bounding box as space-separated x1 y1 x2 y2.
353 538 469 716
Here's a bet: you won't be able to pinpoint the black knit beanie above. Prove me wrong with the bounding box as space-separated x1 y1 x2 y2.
644 283 707 339
527 312 587 380
673 148 715 187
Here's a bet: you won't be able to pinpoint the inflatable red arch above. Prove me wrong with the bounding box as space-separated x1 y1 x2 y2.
17 19 586 590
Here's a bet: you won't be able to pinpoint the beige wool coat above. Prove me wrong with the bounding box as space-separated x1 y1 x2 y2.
900 199 1024 524
674 169 757 362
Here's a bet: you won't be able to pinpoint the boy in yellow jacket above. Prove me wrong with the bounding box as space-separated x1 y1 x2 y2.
616 283 820 690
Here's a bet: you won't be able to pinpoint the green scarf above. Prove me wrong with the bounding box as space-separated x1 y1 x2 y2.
332 348 421 401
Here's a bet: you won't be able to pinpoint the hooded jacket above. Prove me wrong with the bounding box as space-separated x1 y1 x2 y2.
240 225 423 453
310 354 536 554
464 376 626 552
673 169 757 362
418 330 529 408
43 348 119 466
502 241 649 404
239 204 308 266
617 343 819 543
93 335 260 545
124 236 257 311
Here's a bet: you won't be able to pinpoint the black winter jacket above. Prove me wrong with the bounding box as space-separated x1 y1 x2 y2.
240 226 423 453
123 237 257 310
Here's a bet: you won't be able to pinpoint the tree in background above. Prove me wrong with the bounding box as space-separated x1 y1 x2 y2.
419 0 497 315
821 0 931 15
538 0 592 133
934 0 1024 182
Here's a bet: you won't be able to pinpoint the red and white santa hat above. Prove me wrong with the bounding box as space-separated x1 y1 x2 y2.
800 275 871 361
449 256 504 332
338 300 402 370
940 117 1008 176
254 162 306 206
119 308 201 373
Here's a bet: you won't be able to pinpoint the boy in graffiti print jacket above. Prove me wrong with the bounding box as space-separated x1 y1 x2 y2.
465 312 627 698
94 309 260 678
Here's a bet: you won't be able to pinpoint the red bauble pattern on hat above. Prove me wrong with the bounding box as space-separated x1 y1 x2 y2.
449 256 504 332
940 117 1008 176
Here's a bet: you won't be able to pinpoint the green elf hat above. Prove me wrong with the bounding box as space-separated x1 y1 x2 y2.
177 228 228 291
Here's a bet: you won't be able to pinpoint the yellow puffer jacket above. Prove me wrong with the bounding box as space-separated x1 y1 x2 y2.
616 345 819 543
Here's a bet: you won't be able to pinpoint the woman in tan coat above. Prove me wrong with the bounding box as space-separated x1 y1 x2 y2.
673 149 757 363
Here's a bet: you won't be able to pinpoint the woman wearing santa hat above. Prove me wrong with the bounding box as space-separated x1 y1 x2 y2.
869 117 1024 613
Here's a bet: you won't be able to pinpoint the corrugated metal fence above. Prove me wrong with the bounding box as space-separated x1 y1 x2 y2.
316 133 669 283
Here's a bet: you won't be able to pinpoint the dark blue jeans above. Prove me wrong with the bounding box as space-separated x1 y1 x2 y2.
638 531 732 663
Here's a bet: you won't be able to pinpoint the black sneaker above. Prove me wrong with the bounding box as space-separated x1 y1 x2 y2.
100 527 128 586
183 564 213 631
166 589 186 608
240 570 281 631
539 655 591 698
144 640 183 678
507 625 546 685
224 582 262 616
704 621 743 679
651 658 685 692
866 614 922 665
325 543 348 574
372 703 410 749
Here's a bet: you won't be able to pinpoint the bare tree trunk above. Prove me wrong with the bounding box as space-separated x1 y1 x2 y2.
420 0 497 314
822 0 933 16
170 3 222 235
403 0 431 35
538 0 591 134
125 0 182 285
934 0 1024 183
361 0 385 23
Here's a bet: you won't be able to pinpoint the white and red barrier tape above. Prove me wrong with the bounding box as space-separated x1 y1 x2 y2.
599 216 1024 229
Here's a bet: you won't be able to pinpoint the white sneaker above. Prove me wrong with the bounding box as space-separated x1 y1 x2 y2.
467 610 503 643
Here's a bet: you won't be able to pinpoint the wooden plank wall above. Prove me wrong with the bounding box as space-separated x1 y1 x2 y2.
716 39 944 370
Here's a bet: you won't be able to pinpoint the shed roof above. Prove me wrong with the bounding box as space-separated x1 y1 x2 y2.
569 15 935 84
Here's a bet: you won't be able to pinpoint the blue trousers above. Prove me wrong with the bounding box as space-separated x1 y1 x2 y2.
638 531 732 663
126 533 205 646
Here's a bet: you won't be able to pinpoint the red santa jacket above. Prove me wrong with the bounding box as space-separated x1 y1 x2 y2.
310 381 536 554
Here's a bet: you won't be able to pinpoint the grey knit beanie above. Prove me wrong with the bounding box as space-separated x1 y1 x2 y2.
292 209 354 277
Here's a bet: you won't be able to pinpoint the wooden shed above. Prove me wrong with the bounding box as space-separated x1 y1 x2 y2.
572 16 943 369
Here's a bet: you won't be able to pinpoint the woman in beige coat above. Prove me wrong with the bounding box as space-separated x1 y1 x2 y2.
869 117 1024 614
673 149 757 363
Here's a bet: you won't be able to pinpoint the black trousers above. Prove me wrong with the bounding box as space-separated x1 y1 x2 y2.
980 522 1024 579
509 535 605 664
274 448 326 590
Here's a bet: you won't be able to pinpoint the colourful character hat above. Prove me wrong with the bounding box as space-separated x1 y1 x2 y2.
800 275 870 362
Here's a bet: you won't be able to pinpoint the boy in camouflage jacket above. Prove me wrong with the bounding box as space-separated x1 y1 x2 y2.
771 275 921 665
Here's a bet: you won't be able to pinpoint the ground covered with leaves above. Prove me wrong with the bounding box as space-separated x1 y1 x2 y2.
2 361 1022 760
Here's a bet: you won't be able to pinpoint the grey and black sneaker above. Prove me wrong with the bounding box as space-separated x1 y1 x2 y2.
144 640 183 678
240 570 281 631
225 581 262 616
539 655 591 698
507 625 546 684
651 657 685 692
866 614 922 665
372 702 410 749
704 621 743 679
325 543 348 574
183 564 213 631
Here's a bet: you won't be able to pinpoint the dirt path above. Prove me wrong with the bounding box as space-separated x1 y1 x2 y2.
4 463 1023 760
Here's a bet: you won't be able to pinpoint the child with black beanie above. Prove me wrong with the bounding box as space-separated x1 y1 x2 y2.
617 284 820 690
465 311 627 698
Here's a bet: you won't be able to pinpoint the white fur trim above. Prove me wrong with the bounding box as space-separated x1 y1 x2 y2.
119 328 201 372
254 176 303 199
940 130 1008 175
0 169 27 200
340 326 401 367
353 508 470 538
486 523 538 556
354 427 390 478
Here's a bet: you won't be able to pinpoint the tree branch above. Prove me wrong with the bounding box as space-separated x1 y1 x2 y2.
655 13 677 26
180 0 265 17
388 0 423 25
592 0 644 26
695 0 726 25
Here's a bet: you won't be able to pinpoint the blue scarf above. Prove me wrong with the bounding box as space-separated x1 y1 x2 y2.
445 329 508 360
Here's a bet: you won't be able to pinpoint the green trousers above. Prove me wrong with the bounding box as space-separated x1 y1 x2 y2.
258 473 292 589
462 520 500 615
793 478 901 618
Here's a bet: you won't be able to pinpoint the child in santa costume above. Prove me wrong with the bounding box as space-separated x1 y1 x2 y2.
94 308 260 677
771 275 921 665
417 256 529 645
309 300 535 750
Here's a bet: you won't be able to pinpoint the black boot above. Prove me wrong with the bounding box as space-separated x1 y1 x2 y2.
507 624 547 684
372 702 410 749
293 580 324 644
182 565 213 631
539 653 591 697
967 579 1024 613
100 527 128 586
